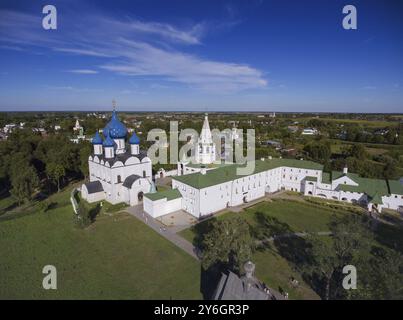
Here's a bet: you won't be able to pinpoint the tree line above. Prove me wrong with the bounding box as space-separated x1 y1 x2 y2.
0 129 91 204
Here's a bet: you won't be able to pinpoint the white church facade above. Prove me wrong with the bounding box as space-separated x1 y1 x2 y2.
81 109 154 206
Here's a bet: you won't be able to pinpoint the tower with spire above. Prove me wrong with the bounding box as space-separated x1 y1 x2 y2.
195 113 216 164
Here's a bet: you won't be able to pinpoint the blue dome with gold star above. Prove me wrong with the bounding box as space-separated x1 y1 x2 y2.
129 132 140 144
103 110 127 139
92 131 103 145
103 133 115 147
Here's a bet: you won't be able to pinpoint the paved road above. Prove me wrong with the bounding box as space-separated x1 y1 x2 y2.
125 205 200 260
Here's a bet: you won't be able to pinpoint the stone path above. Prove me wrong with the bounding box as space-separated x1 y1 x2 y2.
125 205 200 260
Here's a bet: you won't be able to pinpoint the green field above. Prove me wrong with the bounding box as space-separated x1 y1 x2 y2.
293 117 397 127
0 189 202 299
179 199 361 300
180 199 352 243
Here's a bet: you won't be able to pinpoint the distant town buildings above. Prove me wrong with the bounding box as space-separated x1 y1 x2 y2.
301 128 318 135
287 125 299 133
73 119 83 132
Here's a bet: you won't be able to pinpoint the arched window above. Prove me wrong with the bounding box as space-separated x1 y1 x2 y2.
143 170 146 178
117 175 121 183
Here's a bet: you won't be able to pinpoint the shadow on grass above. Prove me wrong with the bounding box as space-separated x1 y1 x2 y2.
250 211 326 298
374 222 403 254
251 211 293 240
89 203 101 222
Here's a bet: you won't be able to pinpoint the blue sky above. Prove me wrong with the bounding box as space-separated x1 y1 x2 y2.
0 0 402 112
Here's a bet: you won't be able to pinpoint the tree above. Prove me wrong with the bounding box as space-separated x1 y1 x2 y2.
306 235 338 300
46 162 65 192
303 141 331 163
9 160 39 205
304 214 373 300
79 143 92 180
348 247 403 299
75 201 92 228
349 144 368 160
330 214 372 264
201 215 254 274
382 155 397 179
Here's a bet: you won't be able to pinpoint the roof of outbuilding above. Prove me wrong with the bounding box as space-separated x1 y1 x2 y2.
122 174 142 188
92 150 149 166
388 180 403 195
322 172 331 184
331 171 360 183
369 192 383 205
83 181 104 194
144 188 182 201
173 158 323 190
337 177 389 198
213 271 269 300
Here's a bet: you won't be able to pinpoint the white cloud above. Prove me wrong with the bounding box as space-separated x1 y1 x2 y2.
66 69 99 74
362 86 377 90
0 9 267 93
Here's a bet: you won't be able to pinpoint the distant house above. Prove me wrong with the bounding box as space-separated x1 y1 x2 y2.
287 125 299 133
374 129 389 136
32 128 46 135
263 140 282 149
301 128 318 135
281 148 297 156
3 124 16 134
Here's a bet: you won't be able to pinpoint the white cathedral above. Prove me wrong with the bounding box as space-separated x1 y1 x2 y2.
82 109 403 220
81 109 154 206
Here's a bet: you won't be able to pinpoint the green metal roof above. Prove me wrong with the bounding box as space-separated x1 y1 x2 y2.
331 171 360 183
322 172 331 184
305 176 318 182
144 188 182 201
337 177 389 199
369 192 383 205
186 162 232 169
173 158 323 189
388 180 403 195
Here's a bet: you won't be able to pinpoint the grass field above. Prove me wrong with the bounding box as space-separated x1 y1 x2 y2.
293 117 397 127
0 188 202 299
179 199 361 300
180 199 351 243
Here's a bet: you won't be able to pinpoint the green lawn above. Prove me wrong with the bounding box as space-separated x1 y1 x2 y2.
180 199 352 243
179 199 359 300
0 188 202 299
